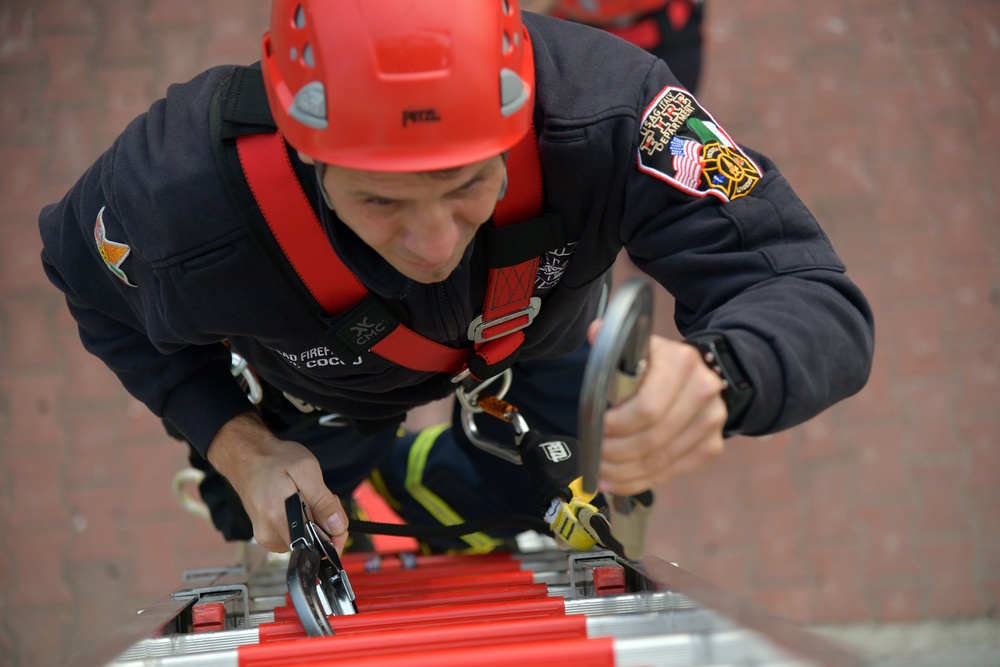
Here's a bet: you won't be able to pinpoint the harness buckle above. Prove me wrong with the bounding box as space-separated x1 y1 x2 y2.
467 296 542 344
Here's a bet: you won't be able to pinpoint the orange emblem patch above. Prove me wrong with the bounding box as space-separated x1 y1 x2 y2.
94 206 137 287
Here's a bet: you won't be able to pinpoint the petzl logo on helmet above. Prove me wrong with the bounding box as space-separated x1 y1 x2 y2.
402 108 441 127
94 206 137 287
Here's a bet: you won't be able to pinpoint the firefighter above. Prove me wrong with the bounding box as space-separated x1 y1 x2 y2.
39 0 873 555
549 0 706 93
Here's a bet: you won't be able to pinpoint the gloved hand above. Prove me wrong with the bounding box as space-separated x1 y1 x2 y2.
520 431 609 551
519 430 583 510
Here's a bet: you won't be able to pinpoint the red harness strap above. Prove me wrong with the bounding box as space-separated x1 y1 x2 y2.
235 129 544 377
472 126 544 371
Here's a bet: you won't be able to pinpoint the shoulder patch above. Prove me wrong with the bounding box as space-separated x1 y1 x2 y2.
637 86 761 201
94 206 137 287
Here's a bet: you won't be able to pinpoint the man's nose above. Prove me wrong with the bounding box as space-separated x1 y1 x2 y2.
404 204 461 262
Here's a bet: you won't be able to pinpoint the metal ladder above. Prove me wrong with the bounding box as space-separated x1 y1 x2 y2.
69 534 868 667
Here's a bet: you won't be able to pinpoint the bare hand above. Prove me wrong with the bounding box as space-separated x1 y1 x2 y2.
205 412 349 553
590 323 728 496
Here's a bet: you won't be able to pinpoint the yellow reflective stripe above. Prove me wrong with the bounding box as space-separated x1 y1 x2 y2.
405 423 502 553
368 469 403 512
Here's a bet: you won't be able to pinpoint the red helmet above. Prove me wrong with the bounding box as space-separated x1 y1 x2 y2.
262 0 535 172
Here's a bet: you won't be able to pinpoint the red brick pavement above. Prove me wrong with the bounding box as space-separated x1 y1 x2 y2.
1 1 998 665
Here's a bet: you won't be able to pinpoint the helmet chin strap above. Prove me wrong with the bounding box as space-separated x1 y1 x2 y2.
497 168 508 201
497 152 509 201
314 162 335 210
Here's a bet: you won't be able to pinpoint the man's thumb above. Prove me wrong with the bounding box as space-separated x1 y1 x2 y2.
298 481 348 537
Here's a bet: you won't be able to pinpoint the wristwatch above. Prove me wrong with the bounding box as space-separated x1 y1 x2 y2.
684 333 755 436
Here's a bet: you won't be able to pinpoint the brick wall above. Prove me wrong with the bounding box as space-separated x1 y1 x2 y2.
0 1 997 665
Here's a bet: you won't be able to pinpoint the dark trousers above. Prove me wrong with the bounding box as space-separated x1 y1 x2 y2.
181 343 590 550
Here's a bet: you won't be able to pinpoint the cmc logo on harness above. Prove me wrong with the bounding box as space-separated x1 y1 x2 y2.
334 297 399 355
350 317 387 346
402 108 441 127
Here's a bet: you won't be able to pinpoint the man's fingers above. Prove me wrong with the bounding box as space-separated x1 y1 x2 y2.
602 387 715 463
603 340 726 462
319 496 348 538
600 430 725 495
602 339 706 442
331 531 350 555
600 393 727 494
247 475 298 553
295 473 348 539
252 496 293 553
254 529 291 554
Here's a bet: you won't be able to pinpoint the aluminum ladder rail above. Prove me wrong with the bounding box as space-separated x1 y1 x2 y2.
71 537 868 667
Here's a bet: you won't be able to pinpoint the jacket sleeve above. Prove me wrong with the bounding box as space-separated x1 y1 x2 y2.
621 62 875 435
38 103 255 458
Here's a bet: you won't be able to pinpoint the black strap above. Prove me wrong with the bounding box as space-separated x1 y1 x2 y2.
219 63 276 139
350 515 549 539
482 213 565 268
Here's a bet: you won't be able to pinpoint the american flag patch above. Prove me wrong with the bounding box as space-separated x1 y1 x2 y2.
669 136 702 189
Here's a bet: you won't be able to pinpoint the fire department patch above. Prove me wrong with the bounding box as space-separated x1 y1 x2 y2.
94 206 137 287
637 86 761 201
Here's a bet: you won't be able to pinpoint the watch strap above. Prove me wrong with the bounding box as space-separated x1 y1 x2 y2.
684 333 755 436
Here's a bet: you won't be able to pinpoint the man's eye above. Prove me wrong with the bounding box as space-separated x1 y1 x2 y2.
365 196 395 207
458 177 482 192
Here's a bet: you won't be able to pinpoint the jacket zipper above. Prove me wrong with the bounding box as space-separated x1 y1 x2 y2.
435 282 463 343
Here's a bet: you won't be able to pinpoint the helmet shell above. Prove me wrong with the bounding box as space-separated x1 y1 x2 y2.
262 0 535 172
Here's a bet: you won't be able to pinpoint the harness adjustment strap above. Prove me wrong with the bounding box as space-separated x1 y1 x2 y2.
482 213 564 268
468 123 546 379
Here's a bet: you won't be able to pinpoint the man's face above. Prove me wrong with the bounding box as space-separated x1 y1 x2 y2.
302 153 506 284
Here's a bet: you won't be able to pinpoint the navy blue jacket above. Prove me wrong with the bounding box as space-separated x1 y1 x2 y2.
39 13 874 458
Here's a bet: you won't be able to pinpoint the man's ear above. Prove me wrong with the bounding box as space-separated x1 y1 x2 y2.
297 151 315 165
